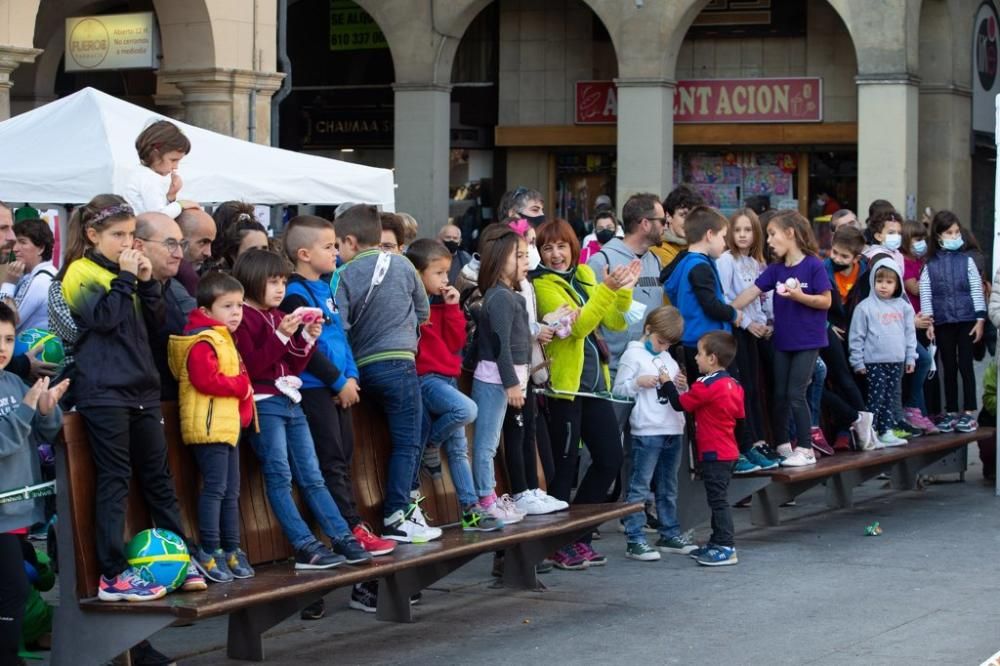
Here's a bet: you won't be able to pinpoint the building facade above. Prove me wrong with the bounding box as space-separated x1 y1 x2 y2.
0 0 995 255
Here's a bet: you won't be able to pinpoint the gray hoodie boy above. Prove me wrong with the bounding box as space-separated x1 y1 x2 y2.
848 257 917 371
0 371 62 533
586 237 662 374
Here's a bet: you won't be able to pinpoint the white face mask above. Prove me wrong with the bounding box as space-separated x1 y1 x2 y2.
527 244 541 270
883 233 902 251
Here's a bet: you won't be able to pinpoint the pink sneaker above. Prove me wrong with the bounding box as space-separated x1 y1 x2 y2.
905 407 939 434
551 544 588 570
574 542 607 566
810 427 834 456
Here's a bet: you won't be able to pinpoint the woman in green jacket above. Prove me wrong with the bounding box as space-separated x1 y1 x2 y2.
532 219 640 569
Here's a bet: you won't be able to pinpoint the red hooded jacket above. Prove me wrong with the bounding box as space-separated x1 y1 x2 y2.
678 370 744 462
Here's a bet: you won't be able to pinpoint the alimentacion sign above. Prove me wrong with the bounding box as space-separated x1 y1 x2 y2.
576 77 823 125
65 12 158 72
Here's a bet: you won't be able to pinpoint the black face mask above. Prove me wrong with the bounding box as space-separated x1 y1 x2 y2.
442 240 460 255
595 229 615 245
829 259 852 272
521 214 545 227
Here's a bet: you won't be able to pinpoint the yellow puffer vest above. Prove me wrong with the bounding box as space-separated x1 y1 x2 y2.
167 327 244 446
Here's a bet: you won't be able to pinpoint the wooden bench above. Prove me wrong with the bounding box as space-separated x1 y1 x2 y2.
747 429 994 526
52 401 639 664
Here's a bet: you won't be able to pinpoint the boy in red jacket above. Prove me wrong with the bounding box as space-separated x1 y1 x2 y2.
659 330 744 566
406 239 502 532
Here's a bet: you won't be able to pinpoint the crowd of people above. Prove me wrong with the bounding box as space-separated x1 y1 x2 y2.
0 119 996 665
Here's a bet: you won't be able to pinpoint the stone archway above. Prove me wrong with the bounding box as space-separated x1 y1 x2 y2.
0 0 42 119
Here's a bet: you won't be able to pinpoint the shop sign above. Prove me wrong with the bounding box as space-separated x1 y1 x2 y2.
65 12 157 72
575 77 822 125
301 108 393 148
329 0 388 51
972 1 1000 134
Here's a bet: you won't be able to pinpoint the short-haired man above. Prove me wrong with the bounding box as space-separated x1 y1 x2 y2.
437 224 472 285
651 185 704 268
175 208 217 296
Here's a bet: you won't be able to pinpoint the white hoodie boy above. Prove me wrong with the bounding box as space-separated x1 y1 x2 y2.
613 340 686 436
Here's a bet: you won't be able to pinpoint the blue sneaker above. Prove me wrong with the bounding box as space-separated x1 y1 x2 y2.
696 545 738 567
688 543 711 560
733 455 761 475
746 447 779 470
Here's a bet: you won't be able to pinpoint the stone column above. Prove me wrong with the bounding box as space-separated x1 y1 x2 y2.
918 84 972 222
160 68 284 143
0 45 42 120
614 78 675 211
856 74 919 215
393 82 451 232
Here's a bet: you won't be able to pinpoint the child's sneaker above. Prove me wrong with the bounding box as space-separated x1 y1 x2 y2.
746 446 779 470
935 412 957 433
733 454 761 475
625 541 661 561
352 522 397 556
180 564 208 591
574 542 606 566
98 569 167 602
484 497 524 524
780 447 817 467
513 490 551 515
331 534 373 564
498 494 527 519
461 504 504 531
832 431 852 451
894 420 923 439
225 548 255 579
191 546 234 584
810 427 835 456
955 413 979 433
295 540 346 570
688 543 710 559
695 545 738 566
383 506 443 543
534 488 569 511
349 581 378 613
551 544 588 570
905 407 938 433
851 411 875 448
775 443 794 459
878 430 908 447
655 534 698 555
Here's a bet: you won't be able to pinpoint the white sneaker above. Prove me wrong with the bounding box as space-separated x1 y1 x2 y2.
513 491 552 515
776 443 794 458
383 508 443 543
852 411 875 449
878 431 907 447
780 448 817 467
485 497 523 524
532 488 569 512
498 494 527 518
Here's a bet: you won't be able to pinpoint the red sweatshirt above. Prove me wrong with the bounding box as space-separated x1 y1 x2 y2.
233 305 314 398
415 303 466 378
677 370 744 462
184 309 254 428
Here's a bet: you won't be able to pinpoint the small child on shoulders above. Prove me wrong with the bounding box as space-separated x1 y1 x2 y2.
124 120 200 218
613 305 696 561
659 331 744 567
168 272 257 583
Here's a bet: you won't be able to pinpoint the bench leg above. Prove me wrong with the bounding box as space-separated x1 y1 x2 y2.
227 594 321 661
750 485 783 526
376 555 478 623
52 605 175 666
501 528 592 590
826 471 857 509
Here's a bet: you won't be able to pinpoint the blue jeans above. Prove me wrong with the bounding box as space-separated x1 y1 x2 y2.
420 374 478 507
249 396 350 549
471 379 508 498
190 443 241 552
904 343 931 412
360 359 423 517
622 435 683 543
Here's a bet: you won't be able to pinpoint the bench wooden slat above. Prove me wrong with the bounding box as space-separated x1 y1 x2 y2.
77 502 639 619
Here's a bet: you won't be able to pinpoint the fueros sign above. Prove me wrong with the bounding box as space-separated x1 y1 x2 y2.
575 77 823 124
65 12 157 71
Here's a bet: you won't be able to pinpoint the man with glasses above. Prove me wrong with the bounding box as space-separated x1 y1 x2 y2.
134 212 196 401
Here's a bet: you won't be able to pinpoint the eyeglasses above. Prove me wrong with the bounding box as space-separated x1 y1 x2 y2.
379 242 399 252
138 237 189 254
645 216 666 223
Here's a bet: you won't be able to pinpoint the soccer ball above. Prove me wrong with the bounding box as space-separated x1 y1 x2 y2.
125 528 189 592
16 328 64 365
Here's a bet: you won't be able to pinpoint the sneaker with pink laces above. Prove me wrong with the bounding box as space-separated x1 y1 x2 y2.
551 544 588 570
574 542 607 566
485 497 523 524
497 494 527 519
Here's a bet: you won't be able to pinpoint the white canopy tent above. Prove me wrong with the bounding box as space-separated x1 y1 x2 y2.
0 87 395 210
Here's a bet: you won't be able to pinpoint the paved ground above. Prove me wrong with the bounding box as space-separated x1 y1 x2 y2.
35 444 999 666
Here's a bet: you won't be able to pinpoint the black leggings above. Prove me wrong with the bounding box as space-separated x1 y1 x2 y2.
0 533 27 663
935 321 978 412
820 327 866 412
503 391 539 495
546 396 623 504
733 328 767 447
772 349 820 448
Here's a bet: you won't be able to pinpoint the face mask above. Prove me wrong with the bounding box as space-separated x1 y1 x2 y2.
883 233 902 251
595 229 615 245
623 300 648 326
521 214 545 227
442 240 460 255
911 240 927 257
527 245 541 270
829 259 851 272
940 237 964 251
643 339 657 355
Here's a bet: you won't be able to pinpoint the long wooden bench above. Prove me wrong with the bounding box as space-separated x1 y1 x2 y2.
52 401 639 664
747 429 994 526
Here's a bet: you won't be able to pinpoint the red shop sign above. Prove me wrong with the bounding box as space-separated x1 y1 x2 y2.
574 77 823 124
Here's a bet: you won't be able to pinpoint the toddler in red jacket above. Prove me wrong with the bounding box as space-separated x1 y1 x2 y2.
659 330 744 567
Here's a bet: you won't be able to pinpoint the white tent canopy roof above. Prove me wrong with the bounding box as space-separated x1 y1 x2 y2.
0 87 395 209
